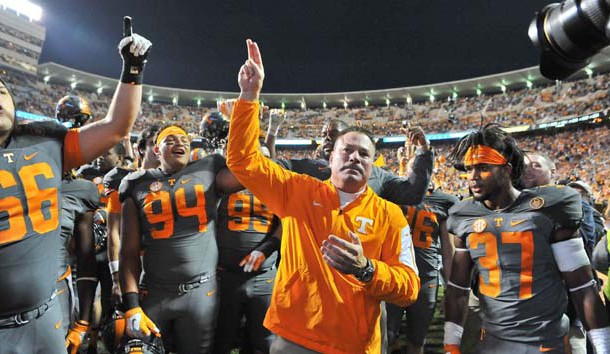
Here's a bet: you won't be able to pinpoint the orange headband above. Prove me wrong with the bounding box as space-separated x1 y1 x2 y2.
156 126 188 145
463 145 508 166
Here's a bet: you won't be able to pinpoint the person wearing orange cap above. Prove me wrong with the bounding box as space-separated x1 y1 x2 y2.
443 124 610 354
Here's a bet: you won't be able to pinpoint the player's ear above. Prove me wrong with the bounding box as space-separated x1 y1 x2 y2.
504 163 513 177
153 145 161 157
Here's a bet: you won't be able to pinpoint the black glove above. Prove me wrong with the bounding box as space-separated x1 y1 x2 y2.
118 17 152 84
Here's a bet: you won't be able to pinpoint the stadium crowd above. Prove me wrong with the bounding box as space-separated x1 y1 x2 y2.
1 28 610 354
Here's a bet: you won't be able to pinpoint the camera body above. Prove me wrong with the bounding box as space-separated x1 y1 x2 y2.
529 0 610 80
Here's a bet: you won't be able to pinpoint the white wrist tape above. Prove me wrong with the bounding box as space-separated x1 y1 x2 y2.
568 279 597 293
108 261 119 274
551 238 590 272
444 322 464 345
588 327 610 354
76 277 98 282
447 280 471 291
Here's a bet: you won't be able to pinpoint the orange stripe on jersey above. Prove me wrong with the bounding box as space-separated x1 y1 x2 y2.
57 266 72 281
107 191 121 214
63 128 83 171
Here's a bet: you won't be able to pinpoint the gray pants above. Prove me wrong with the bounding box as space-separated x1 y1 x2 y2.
270 336 320 354
143 277 219 354
386 276 439 348
214 269 276 354
0 297 65 354
477 332 566 354
56 274 75 335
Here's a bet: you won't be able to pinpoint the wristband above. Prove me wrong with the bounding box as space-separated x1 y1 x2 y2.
109 260 119 274
123 292 140 311
443 321 464 345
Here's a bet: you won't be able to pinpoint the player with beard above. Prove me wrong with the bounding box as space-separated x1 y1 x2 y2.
119 124 242 353
443 124 610 354
0 17 151 353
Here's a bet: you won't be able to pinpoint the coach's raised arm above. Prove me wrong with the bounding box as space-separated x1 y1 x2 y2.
74 17 152 169
227 40 420 354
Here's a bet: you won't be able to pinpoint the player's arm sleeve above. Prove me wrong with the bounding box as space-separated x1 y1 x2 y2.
364 207 420 307
377 149 433 205
226 99 299 217
63 128 85 172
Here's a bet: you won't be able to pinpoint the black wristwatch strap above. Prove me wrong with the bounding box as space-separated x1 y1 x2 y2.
355 258 375 283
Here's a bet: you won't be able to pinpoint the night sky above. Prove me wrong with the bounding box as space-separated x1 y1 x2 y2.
34 0 551 93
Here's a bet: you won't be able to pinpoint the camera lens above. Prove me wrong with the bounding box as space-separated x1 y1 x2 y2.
529 0 610 80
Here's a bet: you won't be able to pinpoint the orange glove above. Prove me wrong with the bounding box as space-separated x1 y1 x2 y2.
124 307 160 338
239 250 266 272
444 344 461 354
65 320 90 354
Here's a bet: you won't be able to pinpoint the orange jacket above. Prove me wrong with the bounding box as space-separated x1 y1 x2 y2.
227 99 420 354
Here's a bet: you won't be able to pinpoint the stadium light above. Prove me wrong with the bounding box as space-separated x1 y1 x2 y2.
43 75 50 83
281 102 286 110
343 100 348 109
0 0 43 21
500 84 507 94
364 99 369 107
429 94 435 103
96 87 103 95
476 88 482 96
526 80 533 89
148 95 154 103
300 99 306 110
322 101 327 109
452 91 458 100
385 98 390 107
406 94 412 108
70 82 77 89
172 96 178 105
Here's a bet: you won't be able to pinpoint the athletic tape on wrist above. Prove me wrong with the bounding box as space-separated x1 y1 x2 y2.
444 322 464 345
588 327 610 354
108 260 119 274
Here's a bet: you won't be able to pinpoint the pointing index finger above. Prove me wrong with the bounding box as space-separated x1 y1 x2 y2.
123 16 132 37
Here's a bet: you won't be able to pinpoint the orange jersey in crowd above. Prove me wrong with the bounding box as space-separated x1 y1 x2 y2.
227 100 420 354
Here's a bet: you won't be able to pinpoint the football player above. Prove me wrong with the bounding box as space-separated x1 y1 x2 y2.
0 16 151 353
443 124 610 354
119 124 242 353
386 181 458 354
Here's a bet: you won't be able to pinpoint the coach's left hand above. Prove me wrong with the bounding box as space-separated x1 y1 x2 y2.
238 39 264 102
321 232 368 275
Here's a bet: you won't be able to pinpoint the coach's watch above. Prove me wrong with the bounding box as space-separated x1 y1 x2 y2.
355 258 375 283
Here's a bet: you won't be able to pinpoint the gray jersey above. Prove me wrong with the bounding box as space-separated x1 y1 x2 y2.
119 154 226 285
59 178 99 276
401 190 458 277
448 185 582 343
217 189 277 271
277 148 433 205
0 121 70 316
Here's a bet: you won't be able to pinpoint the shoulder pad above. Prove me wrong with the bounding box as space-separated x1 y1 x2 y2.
13 120 68 139
522 185 582 228
103 167 132 196
118 169 148 203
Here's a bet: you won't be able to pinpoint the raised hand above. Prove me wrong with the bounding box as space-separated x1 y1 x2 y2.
238 39 265 101
118 16 152 84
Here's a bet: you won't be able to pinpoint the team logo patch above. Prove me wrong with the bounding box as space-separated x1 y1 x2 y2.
472 218 487 233
529 197 545 210
149 181 163 192
93 176 103 185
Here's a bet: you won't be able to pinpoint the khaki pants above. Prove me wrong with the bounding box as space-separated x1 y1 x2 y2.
270 336 321 354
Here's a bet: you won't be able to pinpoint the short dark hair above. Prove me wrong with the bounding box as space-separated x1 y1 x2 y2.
137 125 160 159
335 126 376 154
450 123 525 183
